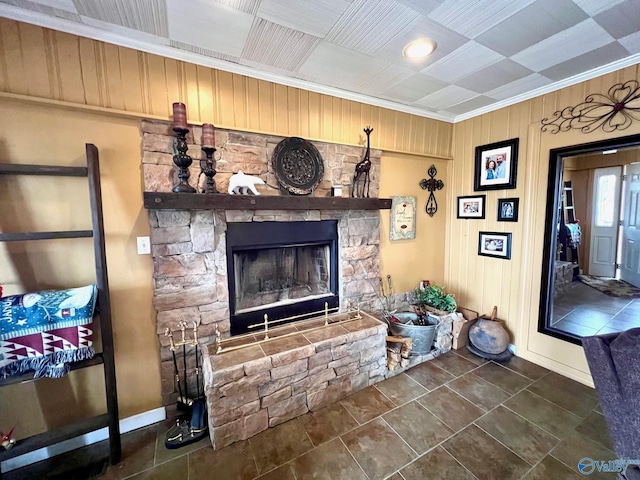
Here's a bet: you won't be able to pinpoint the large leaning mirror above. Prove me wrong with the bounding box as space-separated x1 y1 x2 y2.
539 133 640 345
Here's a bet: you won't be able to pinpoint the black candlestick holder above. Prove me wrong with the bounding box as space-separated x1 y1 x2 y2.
172 127 196 193
200 146 218 194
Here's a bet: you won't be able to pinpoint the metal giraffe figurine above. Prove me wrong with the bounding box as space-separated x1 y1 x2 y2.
352 126 373 198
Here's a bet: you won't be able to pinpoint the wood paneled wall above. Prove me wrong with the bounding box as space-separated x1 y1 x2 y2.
0 18 452 158
448 64 640 384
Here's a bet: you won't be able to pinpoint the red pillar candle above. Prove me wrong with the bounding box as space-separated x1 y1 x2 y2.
202 123 215 147
172 102 188 129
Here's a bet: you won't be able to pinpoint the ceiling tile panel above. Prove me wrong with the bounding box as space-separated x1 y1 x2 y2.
374 16 469 69
620 31 640 53
257 0 350 38
594 0 640 39
571 0 626 16
242 18 320 72
325 0 420 56
540 42 629 80
475 0 587 57
446 95 495 115
240 58 316 79
355 64 416 96
427 0 536 38
74 0 168 36
455 59 533 93
485 73 552 100
2 0 79 20
32 0 77 11
170 40 240 63
80 15 170 44
395 0 443 17
511 18 614 71
298 41 389 89
415 84 478 110
381 73 447 103
215 0 260 15
421 41 503 83
167 0 254 58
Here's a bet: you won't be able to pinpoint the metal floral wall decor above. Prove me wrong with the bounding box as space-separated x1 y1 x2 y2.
541 80 640 134
419 165 444 217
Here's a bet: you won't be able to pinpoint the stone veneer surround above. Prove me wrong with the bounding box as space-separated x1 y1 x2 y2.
150 208 384 404
202 313 388 449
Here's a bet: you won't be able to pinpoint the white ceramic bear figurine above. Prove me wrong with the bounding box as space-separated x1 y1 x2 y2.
228 170 265 195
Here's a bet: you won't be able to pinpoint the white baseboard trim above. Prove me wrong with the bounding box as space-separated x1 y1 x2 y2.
1 407 166 473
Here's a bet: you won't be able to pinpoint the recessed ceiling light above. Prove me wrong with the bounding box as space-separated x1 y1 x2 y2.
403 39 437 59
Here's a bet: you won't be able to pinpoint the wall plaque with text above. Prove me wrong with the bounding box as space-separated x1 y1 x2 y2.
390 196 416 240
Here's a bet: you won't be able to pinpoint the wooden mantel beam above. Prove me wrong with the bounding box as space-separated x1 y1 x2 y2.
143 192 392 211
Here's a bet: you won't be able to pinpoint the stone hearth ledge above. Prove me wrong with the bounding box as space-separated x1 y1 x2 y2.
202 313 388 450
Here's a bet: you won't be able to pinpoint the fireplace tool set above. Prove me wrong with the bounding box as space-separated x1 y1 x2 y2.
164 321 208 449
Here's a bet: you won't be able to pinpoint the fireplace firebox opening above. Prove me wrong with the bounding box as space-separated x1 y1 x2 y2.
226 220 339 336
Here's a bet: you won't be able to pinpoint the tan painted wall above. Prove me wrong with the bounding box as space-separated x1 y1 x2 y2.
0 98 158 435
379 153 449 294
448 65 640 385
0 19 453 436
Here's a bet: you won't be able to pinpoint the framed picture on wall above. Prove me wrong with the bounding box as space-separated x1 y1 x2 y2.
390 196 417 240
457 195 486 219
474 138 519 191
497 198 519 222
478 231 512 260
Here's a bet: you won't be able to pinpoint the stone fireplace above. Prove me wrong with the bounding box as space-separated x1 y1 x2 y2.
142 120 452 449
142 120 387 405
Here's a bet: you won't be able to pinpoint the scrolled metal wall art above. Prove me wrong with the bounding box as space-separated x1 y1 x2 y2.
541 80 640 134
419 165 444 217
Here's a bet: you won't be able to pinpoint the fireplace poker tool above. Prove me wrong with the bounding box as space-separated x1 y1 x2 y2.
378 277 386 298
164 322 209 449
357 261 394 321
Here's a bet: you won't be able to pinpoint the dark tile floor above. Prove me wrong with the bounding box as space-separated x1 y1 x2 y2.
552 281 640 337
5 349 619 480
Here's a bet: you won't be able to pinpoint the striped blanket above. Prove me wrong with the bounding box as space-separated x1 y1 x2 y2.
0 285 97 379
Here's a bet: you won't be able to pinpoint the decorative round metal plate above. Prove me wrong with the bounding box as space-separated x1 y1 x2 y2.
271 137 324 195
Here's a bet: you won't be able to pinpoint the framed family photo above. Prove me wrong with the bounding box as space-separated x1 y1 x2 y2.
478 231 512 260
497 198 519 222
457 195 486 219
474 138 519 191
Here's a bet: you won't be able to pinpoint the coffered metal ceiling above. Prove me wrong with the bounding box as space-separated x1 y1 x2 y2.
2 0 640 122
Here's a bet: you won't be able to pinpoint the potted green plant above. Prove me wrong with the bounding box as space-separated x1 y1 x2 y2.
386 284 457 355
412 284 457 315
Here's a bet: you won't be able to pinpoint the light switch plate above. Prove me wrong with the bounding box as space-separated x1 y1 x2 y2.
137 236 151 255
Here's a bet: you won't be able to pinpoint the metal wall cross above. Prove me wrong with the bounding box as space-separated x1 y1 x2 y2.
419 165 444 217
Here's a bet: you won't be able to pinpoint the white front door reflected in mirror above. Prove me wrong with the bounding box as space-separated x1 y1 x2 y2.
588 166 621 278
620 162 640 288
